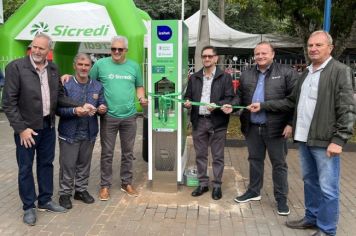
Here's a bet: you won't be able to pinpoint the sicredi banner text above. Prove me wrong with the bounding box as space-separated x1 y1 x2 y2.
16 2 117 42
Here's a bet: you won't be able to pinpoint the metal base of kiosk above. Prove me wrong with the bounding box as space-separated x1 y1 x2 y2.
152 131 178 193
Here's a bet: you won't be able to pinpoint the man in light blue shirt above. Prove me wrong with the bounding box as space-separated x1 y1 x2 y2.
227 42 297 216
250 31 356 236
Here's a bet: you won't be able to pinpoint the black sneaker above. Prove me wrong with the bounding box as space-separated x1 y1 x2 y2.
59 195 72 209
74 191 95 204
234 190 261 203
277 199 290 216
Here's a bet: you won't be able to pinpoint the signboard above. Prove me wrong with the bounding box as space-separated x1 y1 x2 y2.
16 2 117 42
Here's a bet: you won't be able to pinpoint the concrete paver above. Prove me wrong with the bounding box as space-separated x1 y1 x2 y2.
0 113 355 235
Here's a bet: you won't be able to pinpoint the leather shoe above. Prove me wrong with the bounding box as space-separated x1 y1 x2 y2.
59 195 72 209
191 186 209 197
38 201 67 213
121 184 139 197
311 229 332 236
286 217 316 229
74 191 95 204
212 187 222 200
23 208 36 226
99 187 110 201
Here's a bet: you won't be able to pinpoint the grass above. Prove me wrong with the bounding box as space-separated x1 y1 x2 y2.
226 115 356 143
227 114 244 139
188 114 356 142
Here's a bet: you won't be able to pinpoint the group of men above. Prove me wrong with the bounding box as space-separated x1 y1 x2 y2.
185 31 355 236
2 30 355 236
2 33 146 226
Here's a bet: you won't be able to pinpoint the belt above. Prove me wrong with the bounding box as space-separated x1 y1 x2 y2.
198 114 211 118
43 115 51 122
250 123 266 127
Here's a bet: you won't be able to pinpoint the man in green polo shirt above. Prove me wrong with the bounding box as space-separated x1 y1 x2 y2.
90 36 147 200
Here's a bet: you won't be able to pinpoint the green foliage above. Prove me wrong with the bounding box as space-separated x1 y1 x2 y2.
3 0 26 22
262 0 356 58
134 0 200 20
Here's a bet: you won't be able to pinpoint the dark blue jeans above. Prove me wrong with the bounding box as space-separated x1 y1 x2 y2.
15 120 56 210
299 143 340 236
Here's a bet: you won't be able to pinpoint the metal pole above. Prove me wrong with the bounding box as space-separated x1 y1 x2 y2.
323 0 332 32
194 0 210 71
181 0 185 20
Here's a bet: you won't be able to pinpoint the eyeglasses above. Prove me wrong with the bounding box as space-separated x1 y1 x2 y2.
201 55 216 59
111 47 126 53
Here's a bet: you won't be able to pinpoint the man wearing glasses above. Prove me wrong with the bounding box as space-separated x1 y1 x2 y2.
89 36 148 200
184 45 234 200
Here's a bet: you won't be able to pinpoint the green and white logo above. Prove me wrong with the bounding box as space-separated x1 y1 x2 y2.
29 22 109 37
30 22 49 35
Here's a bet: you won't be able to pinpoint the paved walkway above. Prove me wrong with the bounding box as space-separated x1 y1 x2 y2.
0 112 355 235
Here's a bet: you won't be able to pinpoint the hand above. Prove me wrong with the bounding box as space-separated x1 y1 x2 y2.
207 103 217 112
97 104 107 114
184 100 192 109
75 107 89 117
139 97 148 106
282 125 292 139
248 103 261 112
83 103 97 116
326 143 343 157
60 74 71 85
20 128 38 148
221 104 233 114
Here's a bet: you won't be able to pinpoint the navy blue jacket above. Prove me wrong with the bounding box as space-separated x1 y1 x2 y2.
57 76 105 143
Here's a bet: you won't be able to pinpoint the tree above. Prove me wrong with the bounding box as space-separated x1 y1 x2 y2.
3 0 26 22
134 0 200 20
263 0 356 59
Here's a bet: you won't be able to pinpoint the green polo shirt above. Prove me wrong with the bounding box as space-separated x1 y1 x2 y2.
90 57 143 118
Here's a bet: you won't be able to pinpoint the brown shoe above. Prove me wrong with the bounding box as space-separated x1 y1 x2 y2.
286 217 316 229
99 187 110 201
121 184 139 197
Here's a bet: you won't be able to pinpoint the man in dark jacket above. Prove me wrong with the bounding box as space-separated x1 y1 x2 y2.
2 33 93 226
57 53 107 209
184 45 234 200
224 42 297 215
250 31 356 236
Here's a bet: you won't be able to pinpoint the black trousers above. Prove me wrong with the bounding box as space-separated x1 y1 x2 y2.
245 124 289 201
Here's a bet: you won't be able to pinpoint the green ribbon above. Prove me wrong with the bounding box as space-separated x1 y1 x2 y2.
147 92 246 124
148 92 246 109
110 92 246 124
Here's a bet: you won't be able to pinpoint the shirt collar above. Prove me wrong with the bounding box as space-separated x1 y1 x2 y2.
203 66 216 79
308 56 332 72
256 64 271 74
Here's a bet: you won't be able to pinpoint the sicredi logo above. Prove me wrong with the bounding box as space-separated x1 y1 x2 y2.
30 22 110 37
157 26 172 41
31 22 49 35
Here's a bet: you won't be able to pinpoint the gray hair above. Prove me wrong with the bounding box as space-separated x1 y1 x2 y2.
309 30 333 45
33 33 54 49
73 53 92 64
111 35 129 49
